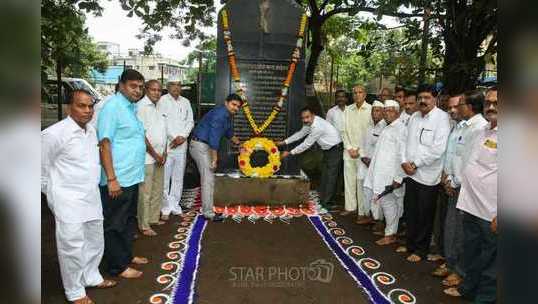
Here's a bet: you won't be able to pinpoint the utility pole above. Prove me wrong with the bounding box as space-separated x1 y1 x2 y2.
56 58 63 121
161 65 164 85
418 7 431 84
197 51 203 120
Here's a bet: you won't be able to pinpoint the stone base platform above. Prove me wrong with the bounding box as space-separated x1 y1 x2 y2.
214 173 310 206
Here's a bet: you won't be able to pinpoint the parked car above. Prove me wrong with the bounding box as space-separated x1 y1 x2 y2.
41 77 103 129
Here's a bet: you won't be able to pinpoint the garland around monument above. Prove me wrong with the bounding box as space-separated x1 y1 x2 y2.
221 9 307 135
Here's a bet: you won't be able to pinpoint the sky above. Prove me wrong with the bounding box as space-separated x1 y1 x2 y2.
85 1 401 62
86 0 222 61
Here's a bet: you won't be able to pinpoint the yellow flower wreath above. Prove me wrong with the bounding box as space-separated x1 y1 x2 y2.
238 137 281 178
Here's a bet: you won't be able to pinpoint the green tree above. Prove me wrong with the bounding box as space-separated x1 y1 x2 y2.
377 0 497 93
41 0 108 81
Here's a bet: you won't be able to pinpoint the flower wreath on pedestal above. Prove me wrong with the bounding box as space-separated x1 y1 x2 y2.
238 137 281 178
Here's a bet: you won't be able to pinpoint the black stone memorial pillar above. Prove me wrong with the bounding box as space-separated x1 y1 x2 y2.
215 0 306 175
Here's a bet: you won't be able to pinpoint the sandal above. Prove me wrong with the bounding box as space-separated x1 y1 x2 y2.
93 279 117 289
406 254 422 263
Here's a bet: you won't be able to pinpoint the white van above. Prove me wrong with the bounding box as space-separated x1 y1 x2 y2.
41 77 103 129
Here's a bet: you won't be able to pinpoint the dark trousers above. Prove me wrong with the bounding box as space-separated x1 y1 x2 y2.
100 184 139 276
319 143 343 208
444 189 465 276
433 188 448 255
502 220 538 304
459 212 497 303
404 178 438 257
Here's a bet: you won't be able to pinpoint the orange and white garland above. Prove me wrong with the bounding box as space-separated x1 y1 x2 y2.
221 9 307 135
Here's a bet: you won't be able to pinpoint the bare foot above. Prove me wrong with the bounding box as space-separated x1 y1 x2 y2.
442 273 463 287
161 214 169 221
131 256 149 265
119 267 143 279
427 253 444 262
431 266 450 277
141 229 158 236
73 296 94 304
340 210 353 216
396 246 408 253
443 287 462 297
355 217 373 225
375 235 397 246
406 254 422 262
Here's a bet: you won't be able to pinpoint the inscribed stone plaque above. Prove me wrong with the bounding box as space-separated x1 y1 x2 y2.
215 0 306 175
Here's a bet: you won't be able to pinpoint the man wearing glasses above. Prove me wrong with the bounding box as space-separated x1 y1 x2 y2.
400 84 451 263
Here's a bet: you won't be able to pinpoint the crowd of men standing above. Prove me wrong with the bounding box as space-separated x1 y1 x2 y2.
315 84 498 303
42 66 497 303
41 69 209 304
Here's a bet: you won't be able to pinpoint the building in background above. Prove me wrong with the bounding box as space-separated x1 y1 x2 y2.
90 44 189 95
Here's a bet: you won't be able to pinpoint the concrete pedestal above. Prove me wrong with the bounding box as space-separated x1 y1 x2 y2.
214 175 310 206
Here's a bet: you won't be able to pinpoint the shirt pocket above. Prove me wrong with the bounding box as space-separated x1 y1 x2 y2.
419 128 434 146
476 139 497 170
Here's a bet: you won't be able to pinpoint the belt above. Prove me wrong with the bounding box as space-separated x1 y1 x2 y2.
325 142 343 151
191 137 208 145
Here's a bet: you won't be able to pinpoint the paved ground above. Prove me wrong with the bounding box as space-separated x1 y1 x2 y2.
42 194 467 304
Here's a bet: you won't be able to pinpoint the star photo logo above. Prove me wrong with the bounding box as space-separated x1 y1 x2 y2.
228 259 334 288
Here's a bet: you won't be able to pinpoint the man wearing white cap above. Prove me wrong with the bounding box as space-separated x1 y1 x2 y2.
363 100 407 245
159 77 194 219
357 100 386 225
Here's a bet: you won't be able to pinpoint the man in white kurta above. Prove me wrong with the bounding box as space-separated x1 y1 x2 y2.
357 100 386 224
364 100 407 245
41 90 116 303
159 80 194 219
341 85 372 216
136 80 168 236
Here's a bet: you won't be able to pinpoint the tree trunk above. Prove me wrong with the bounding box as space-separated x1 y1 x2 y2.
56 57 63 122
305 18 323 87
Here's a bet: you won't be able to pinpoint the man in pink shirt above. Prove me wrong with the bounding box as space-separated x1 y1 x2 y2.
445 87 498 303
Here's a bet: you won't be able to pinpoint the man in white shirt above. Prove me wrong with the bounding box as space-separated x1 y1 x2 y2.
445 87 498 303
433 93 465 281
357 100 386 225
278 107 343 212
42 90 117 304
136 80 168 236
326 90 347 133
363 100 407 246
341 85 373 216
159 79 194 219
400 90 418 126
401 84 451 263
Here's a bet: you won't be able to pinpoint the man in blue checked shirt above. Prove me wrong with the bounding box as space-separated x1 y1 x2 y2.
190 93 242 222
97 69 148 279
